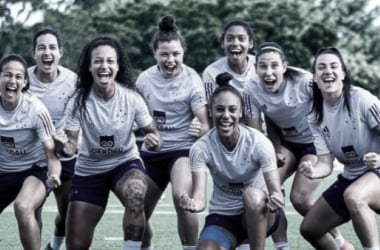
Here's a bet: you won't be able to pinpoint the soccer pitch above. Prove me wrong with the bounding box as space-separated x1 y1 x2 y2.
0 165 379 249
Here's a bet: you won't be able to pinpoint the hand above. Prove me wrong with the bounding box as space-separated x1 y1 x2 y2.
299 160 314 179
47 174 61 189
267 191 284 212
179 193 199 212
363 152 380 169
144 133 161 151
276 153 286 167
52 129 68 152
188 117 202 137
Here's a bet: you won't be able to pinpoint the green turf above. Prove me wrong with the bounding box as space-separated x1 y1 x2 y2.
1 165 379 249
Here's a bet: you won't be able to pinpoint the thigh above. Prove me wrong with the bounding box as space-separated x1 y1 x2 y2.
66 201 105 241
345 170 380 211
14 175 46 211
277 145 297 183
302 196 345 235
292 154 321 196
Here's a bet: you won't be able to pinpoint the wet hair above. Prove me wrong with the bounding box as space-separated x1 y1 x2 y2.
211 72 244 116
151 15 186 52
256 42 307 81
220 20 256 49
33 26 62 50
75 36 135 112
0 53 29 91
310 47 352 124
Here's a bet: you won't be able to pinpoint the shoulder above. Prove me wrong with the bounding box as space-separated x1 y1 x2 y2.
203 57 227 74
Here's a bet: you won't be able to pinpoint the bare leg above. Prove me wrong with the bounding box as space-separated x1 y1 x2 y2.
14 176 46 250
344 172 380 248
171 157 199 246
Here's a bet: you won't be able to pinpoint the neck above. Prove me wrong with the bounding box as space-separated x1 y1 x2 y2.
228 57 248 75
0 96 20 111
220 129 240 151
322 91 343 107
35 67 59 83
93 84 115 101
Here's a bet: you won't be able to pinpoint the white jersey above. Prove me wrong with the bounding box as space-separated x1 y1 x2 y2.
0 93 55 173
136 64 207 151
190 125 277 215
309 87 380 179
64 83 153 176
244 72 313 143
28 65 77 129
202 55 256 102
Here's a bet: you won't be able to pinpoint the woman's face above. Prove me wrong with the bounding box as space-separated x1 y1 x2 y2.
33 33 62 75
314 53 345 96
211 91 242 142
221 25 253 66
0 60 27 109
89 45 119 90
154 40 184 79
255 51 287 93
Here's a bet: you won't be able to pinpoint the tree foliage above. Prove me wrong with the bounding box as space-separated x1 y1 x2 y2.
1 0 379 94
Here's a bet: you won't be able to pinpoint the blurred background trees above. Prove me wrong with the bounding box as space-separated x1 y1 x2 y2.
1 0 379 94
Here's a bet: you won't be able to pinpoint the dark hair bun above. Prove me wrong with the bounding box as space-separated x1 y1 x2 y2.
158 15 177 32
215 72 233 87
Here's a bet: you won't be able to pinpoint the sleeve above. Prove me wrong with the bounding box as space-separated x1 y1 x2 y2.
190 73 208 112
134 92 154 128
360 90 380 129
64 94 81 131
255 134 277 172
243 82 261 119
307 113 331 155
34 101 55 142
189 140 209 172
202 68 217 104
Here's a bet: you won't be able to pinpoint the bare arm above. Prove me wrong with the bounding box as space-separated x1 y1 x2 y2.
299 153 334 179
141 121 162 152
189 106 210 138
179 171 208 213
42 138 62 188
263 169 284 211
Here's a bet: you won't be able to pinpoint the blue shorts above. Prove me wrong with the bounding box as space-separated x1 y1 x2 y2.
0 165 48 212
60 158 76 182
281 140 316 162
69 159 145 208
140 149 189 190
323 168 380 221
199 211 281 249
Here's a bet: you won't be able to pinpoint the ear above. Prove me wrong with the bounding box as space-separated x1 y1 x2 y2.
282 61 288 74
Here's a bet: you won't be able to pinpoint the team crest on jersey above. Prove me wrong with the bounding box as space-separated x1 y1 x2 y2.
1 136 15 148
100 135 115 148
153 110 166 124
341 145 361 165
321 126 330 139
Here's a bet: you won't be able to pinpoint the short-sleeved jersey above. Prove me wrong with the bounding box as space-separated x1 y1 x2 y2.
190 125 277 215
136 64 207 152
28 65 77 129
309 87 380 179
202 55 256 102
64 83 153 176
244 72 314 143
0 93 55 173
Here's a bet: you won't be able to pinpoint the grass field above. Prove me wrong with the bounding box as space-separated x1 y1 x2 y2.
1 164 379 249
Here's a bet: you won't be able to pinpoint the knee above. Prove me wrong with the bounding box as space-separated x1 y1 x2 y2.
290 191 311 215
242 188 267 213
13 200 34 219
124 179 146 215
344 187 365 211
299 219 314 241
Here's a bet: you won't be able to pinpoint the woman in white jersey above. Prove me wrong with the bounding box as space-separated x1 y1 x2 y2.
0 54 61 249
202 20 256 102
179 72 285 250
244 42 353 250
299 47 380 250
28 27 77 250
61 36 162 250
136 15 209 250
